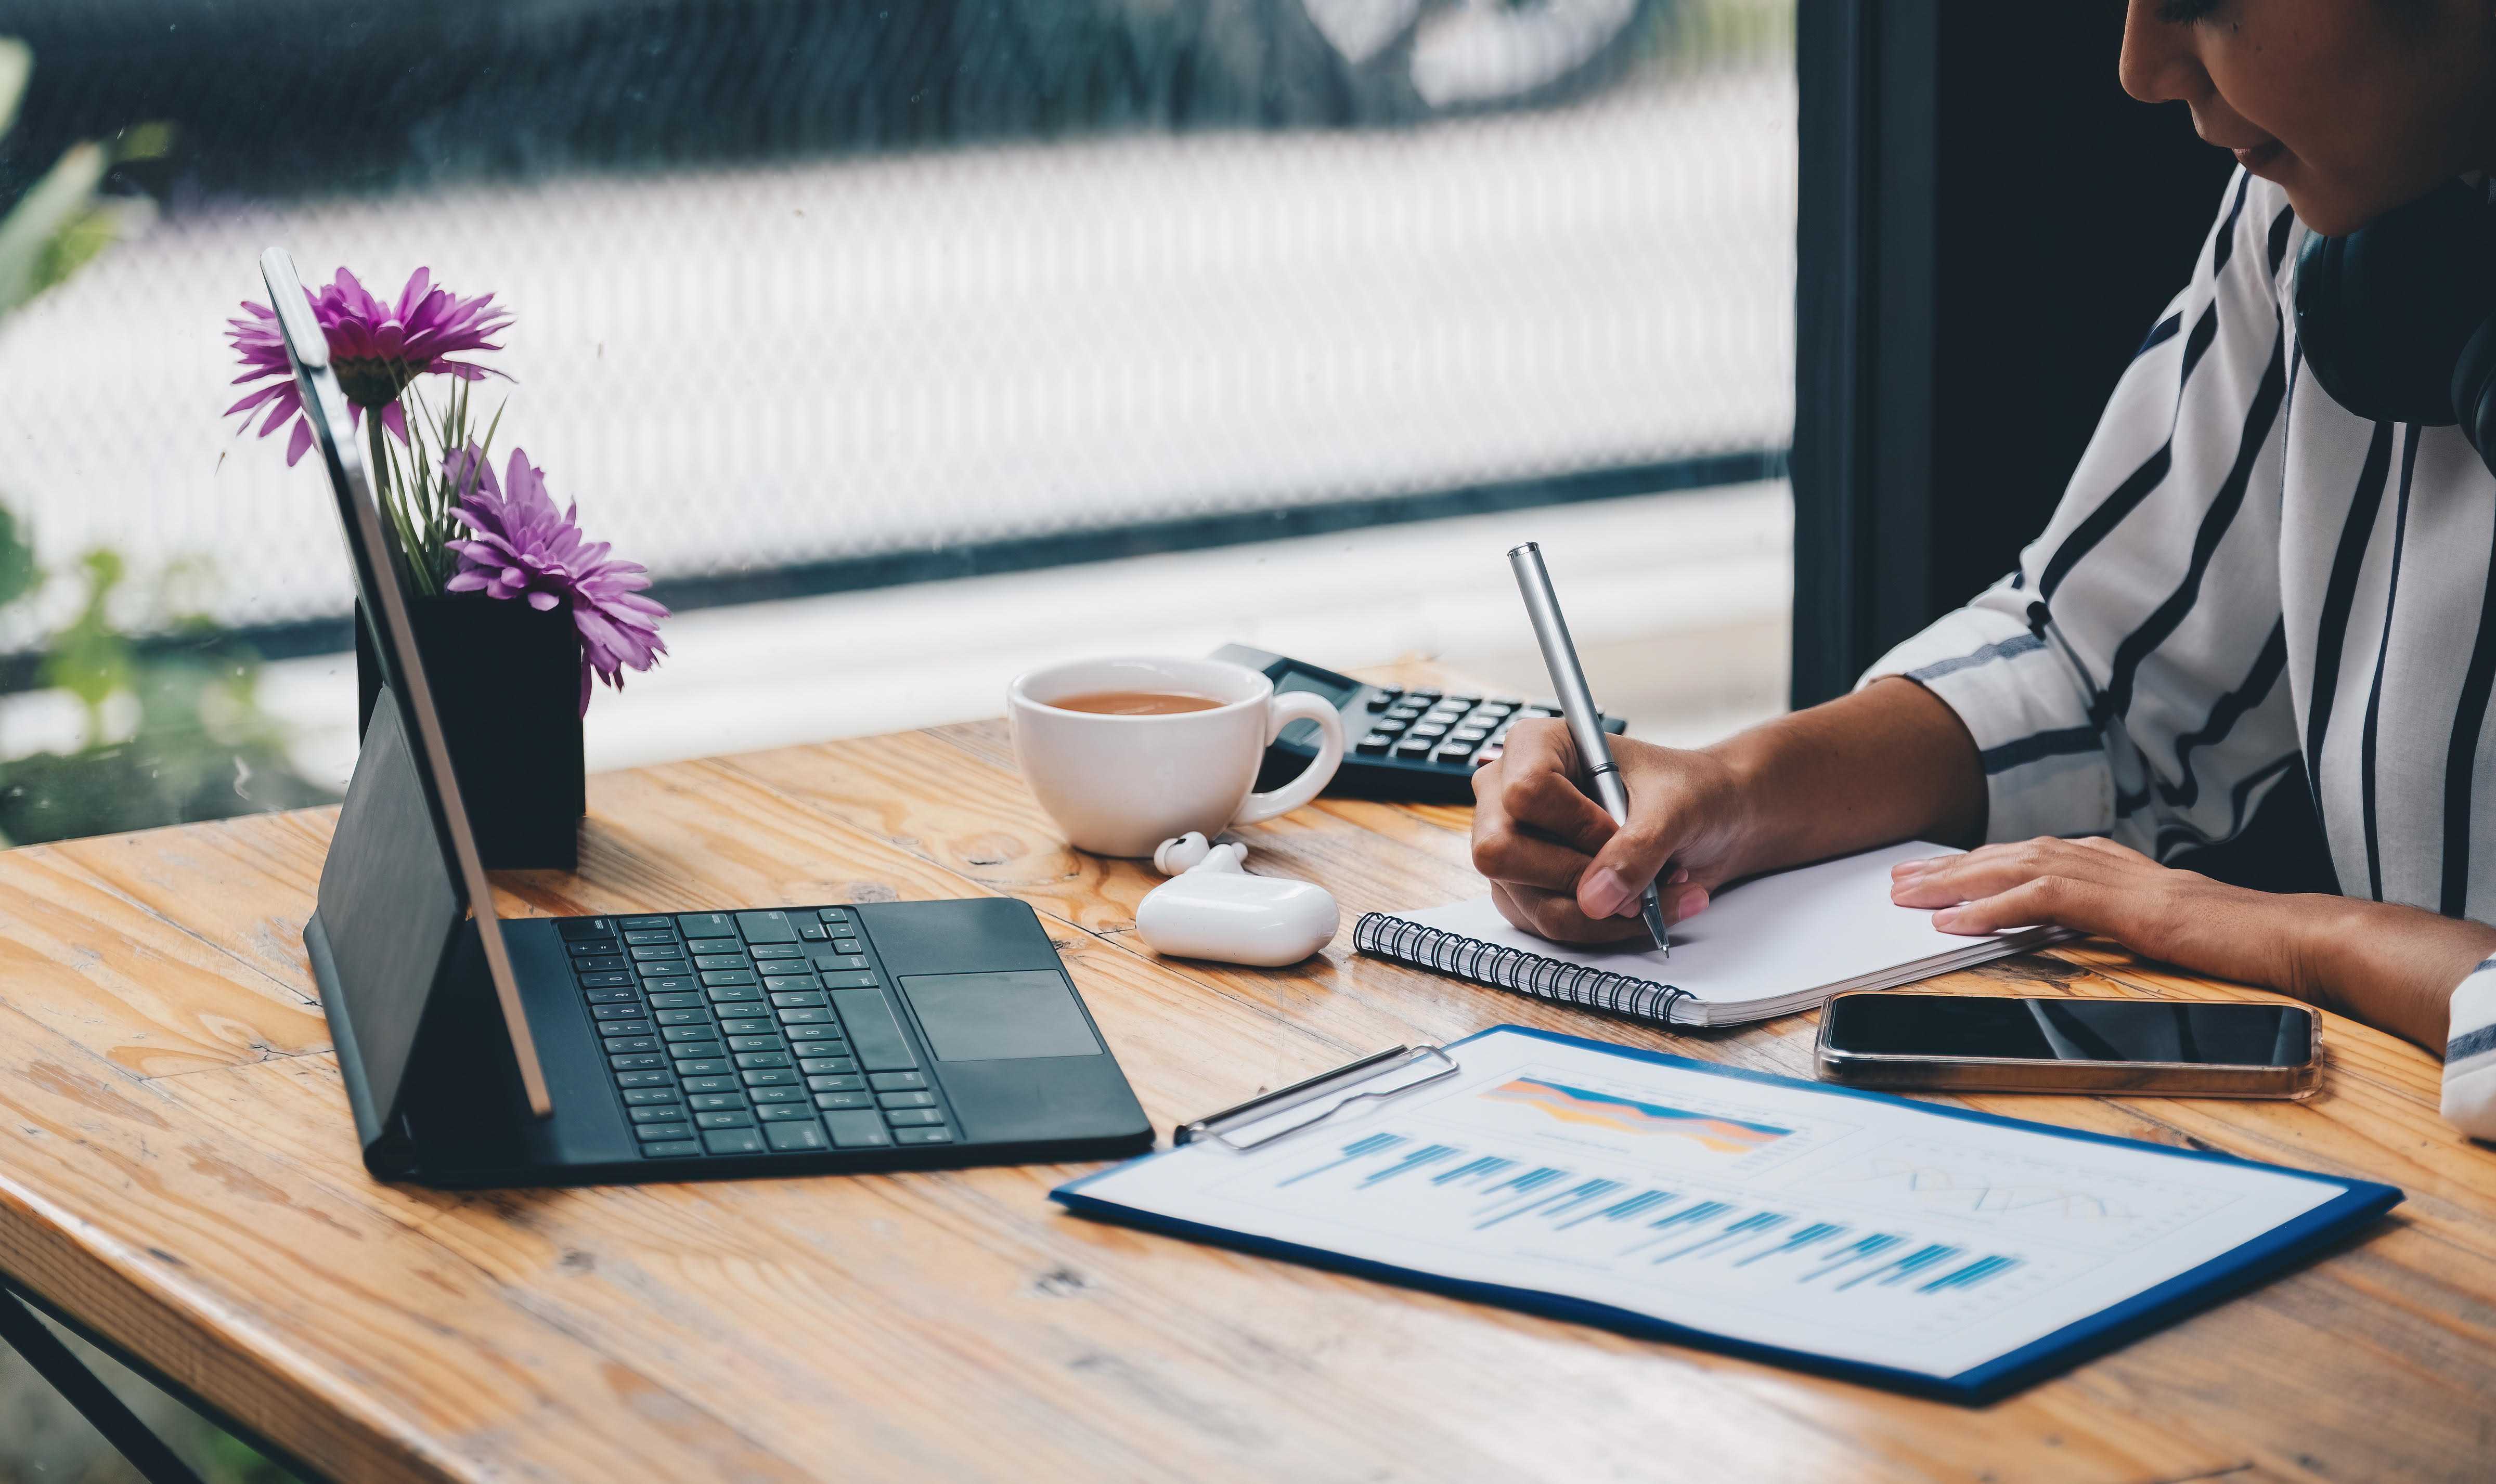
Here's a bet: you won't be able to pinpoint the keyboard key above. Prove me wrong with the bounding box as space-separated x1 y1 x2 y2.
734 1051 793 1070
735 910 799 944
742 1068 799 1087
600 1020 653 1038
830 938 865 956
878 1090 937 1109
576 971 633 989
829 987 919 1071
689 1094 746 1112
763 978 818 996
884 1108 945 1127
610 1053 667 1072
693 954 746 971
894 1127 955 1145
701 969 760 987
567 938 619 957
771 989 827 1007
810 1074 867 1092
654 1009 708 1026
718 1017 774 1037
677 913 735 939
751 943 807 960
628 943 685 961
574 955 628 973
583 987 638 1004
813 954 870 973
707 983 763 1004
661 1024 717 1043
629 1105 690 1124
757 1103 816 1123
702 1128 766 1155
632 961 688 978
620 915 672 931
670 1040 726 1060
603 1037 659 1055
824 1111 894 1148
815 1090 875 1110
819 970 880 991
749 1085 808 1103
800 1056 860 1076
590 1003 645 1020
623 929 676 946
695 1110 756 1129
647 990 702 1008
642 1140 703 1158
817 907 855 924
642 979 698 998
616 1071 675 1088
727 1035 784 1053
765 1120 829 1152
779 1009 836 1026
675 1058 732 1076
622 1087 681 1105
635 1122 694 1142
554 917 615 941
684 936 740 956
682 1075 740 1094
868 1071 928 1091
798 923 830 942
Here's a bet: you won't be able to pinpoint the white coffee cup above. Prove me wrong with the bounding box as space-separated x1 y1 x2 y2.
1007 656 1346 857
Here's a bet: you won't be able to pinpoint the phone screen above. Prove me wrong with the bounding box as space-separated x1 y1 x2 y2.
1822 994 2312 1068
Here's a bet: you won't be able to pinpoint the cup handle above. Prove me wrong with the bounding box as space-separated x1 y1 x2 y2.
1232 692 1347 826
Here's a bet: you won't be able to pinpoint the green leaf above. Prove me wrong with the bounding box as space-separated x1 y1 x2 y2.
0 38 30 142
0 139 110 317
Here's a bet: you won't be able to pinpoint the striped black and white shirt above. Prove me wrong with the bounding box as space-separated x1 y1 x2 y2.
1860 168 2496 1139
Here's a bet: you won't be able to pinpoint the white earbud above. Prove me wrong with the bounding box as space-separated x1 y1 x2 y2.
1136 835 1338 967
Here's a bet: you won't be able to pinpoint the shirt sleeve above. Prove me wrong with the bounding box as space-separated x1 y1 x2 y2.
1858 169 2305 856
2444 962 2496 1138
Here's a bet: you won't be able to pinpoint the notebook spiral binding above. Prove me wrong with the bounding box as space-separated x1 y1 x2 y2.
1353 912 1691 1026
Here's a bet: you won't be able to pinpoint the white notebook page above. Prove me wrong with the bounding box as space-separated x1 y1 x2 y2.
1396 841 2052 1021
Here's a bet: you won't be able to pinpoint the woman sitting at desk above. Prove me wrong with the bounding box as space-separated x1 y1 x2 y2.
1469 0 2496 1132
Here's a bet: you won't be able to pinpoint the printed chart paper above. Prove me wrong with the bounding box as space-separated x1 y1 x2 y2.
1058 1029 2353 1381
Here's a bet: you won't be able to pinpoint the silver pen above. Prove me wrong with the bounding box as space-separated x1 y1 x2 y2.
1507 541 1673 955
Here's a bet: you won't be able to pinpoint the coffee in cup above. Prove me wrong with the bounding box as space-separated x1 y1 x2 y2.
1007 657 1347 857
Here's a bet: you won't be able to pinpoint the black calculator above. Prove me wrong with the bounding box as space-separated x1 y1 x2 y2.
1213 643 1625 805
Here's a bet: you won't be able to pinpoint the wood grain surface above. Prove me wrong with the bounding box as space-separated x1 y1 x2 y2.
0 663 2488 1483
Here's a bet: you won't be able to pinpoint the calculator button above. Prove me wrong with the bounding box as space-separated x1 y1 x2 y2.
1385 707 1424 722
1451 726 1490 743
1369 718 1408 735
1407 688 1442 701
1364 692 1398 711
1473 746 1504 767
1356 733 1394 755
1408 723 1448 740
824 1111 895 1148
1433 745 1477 765
765 1120 829 1152
702 1128 766 1155
1392 740 1434 760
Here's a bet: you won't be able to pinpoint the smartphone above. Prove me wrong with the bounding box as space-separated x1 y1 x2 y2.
1815 992 2322 1098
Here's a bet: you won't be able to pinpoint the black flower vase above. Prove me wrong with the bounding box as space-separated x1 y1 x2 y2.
354 593 585 870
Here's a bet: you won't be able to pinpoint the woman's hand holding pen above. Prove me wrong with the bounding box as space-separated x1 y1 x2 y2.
1469 720 1747 943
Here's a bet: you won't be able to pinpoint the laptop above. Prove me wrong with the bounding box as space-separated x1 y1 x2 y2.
267 248 1153 1187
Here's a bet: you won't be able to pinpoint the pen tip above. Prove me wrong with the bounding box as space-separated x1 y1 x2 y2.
1507 541 1540 557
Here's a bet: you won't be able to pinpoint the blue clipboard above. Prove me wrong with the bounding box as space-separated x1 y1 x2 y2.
1052 1024 2403 1403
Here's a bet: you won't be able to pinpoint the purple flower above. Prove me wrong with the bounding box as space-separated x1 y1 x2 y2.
444 447 668 713
225 266 510 465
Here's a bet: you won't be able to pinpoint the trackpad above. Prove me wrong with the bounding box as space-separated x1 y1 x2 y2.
900 971 1104 1061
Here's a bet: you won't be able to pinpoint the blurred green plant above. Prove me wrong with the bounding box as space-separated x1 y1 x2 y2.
0 37 332 846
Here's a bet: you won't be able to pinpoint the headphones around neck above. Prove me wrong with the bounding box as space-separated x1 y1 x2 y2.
2294 178 2496 478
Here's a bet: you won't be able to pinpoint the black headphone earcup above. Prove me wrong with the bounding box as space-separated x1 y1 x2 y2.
2294 179 2496 432
2456 316 2496 474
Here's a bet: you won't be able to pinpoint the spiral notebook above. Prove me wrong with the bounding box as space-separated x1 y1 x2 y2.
1356 841 2068 1027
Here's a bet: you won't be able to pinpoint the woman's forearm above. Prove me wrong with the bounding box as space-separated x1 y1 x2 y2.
1706 677 1988 880
2296 896 2496 1050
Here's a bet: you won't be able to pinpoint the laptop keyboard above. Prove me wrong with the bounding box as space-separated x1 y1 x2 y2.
555 907 959 1159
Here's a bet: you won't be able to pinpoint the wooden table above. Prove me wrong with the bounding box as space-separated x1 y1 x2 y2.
2 664 2491 1483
